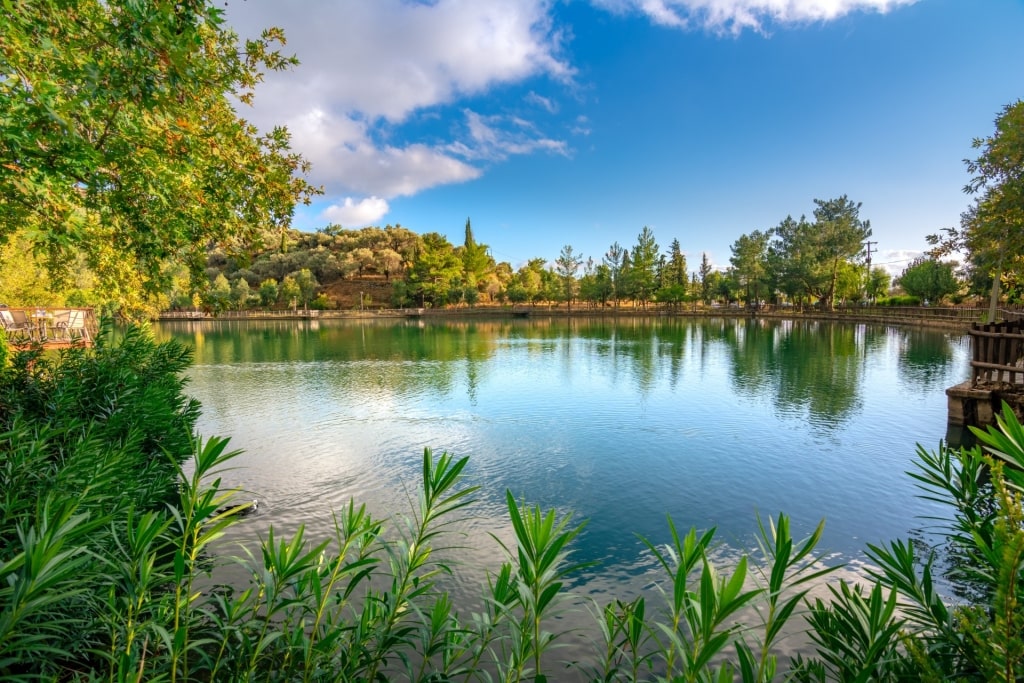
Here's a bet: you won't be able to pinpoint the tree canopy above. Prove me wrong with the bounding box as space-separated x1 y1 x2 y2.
1 0 317 316
930 100 1024 315
897 257 960 303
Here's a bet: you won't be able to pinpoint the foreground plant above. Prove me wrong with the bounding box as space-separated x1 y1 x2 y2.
5 327 1024 680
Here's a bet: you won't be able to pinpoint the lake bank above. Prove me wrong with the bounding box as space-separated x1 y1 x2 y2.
160 302 988 331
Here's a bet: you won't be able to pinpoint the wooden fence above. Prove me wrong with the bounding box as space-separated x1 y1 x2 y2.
970 319 1024 386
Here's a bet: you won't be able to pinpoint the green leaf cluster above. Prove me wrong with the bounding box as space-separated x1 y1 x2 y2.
0 0 318 318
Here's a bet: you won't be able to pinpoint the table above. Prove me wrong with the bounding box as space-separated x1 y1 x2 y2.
31 311 53 341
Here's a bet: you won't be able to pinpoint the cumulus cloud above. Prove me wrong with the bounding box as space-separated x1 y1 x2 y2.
589 0 918 34
224 0 573 221
322 197 391 227
230 0 572 122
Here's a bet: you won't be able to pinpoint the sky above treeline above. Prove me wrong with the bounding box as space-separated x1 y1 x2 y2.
225 0 1024 276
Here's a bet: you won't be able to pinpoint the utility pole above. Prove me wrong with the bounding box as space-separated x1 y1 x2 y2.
863 240 878 302
864 240 877 271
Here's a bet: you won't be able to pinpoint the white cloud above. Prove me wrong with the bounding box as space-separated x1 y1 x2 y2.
224 0 573 222
225 0 917 229
322 197 391 227
589 0 918 34
448 110 570 162
875 249 921 278
229 1 572 121
571 115 592 136
525 91 559 113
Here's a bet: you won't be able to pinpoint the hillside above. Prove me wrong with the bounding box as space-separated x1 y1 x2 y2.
321 276 395 309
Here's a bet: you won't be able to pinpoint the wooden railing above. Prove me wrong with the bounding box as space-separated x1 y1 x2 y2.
970 319 1024 386
0 307 98 347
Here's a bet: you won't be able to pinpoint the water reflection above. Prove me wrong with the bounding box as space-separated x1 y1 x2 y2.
157 317 968 436
151 317 973 676
895 328 964 391
154 317 970 568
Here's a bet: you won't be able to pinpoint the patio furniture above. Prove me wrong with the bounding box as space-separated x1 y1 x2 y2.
1 309 36 342
56 309 91 342
50 310 71 340
31 309 53 340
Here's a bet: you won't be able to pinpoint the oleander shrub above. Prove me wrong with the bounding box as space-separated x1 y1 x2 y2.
0 324 202 676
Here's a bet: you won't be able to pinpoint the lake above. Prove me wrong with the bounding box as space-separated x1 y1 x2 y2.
155 316 969 656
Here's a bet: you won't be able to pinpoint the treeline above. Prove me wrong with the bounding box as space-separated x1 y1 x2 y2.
184 196 908 314
4 197 970 317
184 194 958 315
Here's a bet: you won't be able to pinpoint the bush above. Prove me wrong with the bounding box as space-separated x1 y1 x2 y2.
310 293 333 310
877 295 922 306
0 324 203 677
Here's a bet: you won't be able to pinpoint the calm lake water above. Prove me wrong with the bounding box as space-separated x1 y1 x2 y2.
155 316 969 652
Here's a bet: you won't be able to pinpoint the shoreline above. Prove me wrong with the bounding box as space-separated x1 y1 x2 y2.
158 304 984 332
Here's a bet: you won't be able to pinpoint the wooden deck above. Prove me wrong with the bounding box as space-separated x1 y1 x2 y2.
1 307 98 349
947 319 1024 435
969 319 1024 386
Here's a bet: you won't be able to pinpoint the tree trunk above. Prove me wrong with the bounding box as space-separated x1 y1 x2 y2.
988 252 1003 322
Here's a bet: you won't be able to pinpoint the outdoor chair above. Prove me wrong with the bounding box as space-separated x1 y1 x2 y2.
50 310 71 340
57 309 91 342
1 310 37 343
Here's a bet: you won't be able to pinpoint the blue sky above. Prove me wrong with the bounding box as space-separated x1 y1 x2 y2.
226 0 1024 275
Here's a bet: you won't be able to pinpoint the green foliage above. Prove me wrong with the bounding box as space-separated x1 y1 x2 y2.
764 198 872 310
843 404 1024 681
279 274 300 310
929 100 1024 316
730 230 771 305
555 244 583 309
5 329 1024 681
876 294 922 306
897 257 961 303
630 227 660 306
258 278 279 308
699 252 715 304
207 273 232 312
409 232 464 307
865 267 891 300
0 0 318 317
0 325 202 678
461 218 494 291
0 324 199 477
